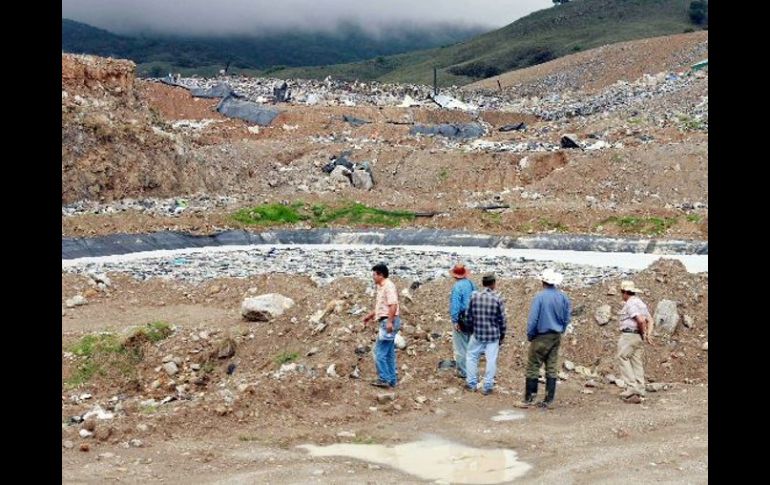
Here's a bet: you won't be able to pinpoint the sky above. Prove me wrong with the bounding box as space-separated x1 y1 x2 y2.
62 0 554 36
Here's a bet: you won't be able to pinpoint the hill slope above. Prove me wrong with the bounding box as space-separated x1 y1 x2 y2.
276 0 701 86
62 19 485 78
468 30 708 95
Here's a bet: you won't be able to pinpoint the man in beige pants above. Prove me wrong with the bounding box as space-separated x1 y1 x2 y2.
617 281 652 401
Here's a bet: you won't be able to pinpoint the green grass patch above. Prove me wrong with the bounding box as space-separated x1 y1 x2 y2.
686 214 703 223
312 203 414 227
538 218 568 232
275 351 299 366
233 202 415 228
65 324 173 388
676 114 706 131
133 321 173 343
438 168 449 181
70 333 123 358
602 216 678 236
482 212 502 225
66 332 141 387
232 202 307 225
141 404 158 414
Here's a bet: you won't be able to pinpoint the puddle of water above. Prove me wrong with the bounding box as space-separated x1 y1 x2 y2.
298 437 531 484
491 410 525 422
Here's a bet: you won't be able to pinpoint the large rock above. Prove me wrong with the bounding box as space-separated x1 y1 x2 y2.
241 294 295 321
594 305 612 325
654 300 680 333
217 338 236 359
65 295 87 308
351 170 373 190
162 362 179 376
330 165 352 184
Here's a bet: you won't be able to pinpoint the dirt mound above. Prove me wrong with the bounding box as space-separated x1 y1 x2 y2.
62 260 707 445
140 82 224 121
469 31 708 95
62 54 136 95
62 55 195 203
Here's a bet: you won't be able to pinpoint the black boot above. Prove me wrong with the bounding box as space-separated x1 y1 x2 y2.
519 378 539 407
539 377 557 408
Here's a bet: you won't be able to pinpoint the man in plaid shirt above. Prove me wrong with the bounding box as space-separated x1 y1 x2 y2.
465 274 507 395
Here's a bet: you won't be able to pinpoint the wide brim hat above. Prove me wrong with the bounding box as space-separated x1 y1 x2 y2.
540 268 564 286
450 264 469 279
620 280 643 294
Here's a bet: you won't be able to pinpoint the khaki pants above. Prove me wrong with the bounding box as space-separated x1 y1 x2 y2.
617 333 646 396
526 333 561 379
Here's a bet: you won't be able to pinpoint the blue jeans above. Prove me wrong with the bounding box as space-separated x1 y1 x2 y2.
453 329 471 377
375 316 401 385
466 335 500 392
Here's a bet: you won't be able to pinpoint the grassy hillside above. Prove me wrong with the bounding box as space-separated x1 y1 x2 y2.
275 0 701 86
62 19 485 78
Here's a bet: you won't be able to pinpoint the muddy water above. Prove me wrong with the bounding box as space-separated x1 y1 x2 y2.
298 437 531 484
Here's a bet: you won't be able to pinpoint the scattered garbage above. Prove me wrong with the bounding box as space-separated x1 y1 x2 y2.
216 95 280 126
273 81 291 102
342 114 371 127
430 93 477 111
321 152 375 190
322 152 355 173
410 123 485 140
560 134 581 149
190 82 235 99
498 122 526 132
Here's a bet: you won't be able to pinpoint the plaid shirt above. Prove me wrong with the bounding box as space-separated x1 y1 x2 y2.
467 288 507 343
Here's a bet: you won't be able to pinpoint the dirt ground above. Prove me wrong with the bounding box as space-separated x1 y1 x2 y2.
62 384 707 484
61 259 707 483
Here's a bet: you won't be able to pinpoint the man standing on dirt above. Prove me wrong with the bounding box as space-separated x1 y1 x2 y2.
617 280 652 402
465 274 507 395
363 263 401 388
449 263 476 379
520 269 571 409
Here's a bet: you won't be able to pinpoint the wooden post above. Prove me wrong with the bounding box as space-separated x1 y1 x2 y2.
433 67 438 95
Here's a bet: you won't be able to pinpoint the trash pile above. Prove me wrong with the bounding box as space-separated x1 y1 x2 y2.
321 151 374 191
154 68 707 132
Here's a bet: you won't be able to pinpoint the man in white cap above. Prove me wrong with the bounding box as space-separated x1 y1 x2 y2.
520 268 571 408
617 280 652 402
